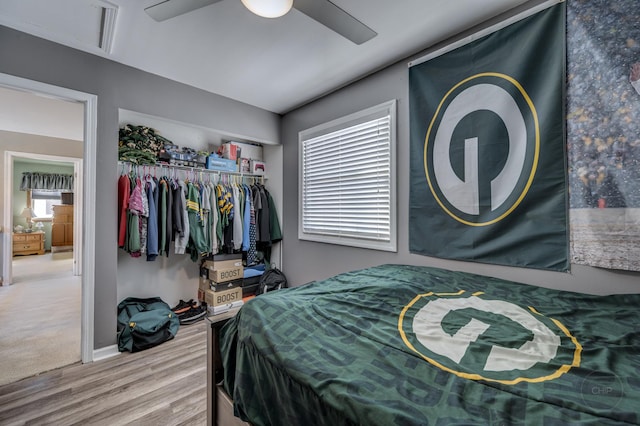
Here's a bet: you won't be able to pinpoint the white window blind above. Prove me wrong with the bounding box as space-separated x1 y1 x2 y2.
299 100 396 252
31 190 62 218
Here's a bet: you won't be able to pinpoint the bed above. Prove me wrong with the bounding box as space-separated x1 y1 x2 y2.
209 264 640 425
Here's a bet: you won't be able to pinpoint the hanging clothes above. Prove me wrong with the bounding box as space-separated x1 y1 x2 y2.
267 188 282 244
242 184 251 252
251 184 263 242
200 182 212 255
209 181 219 255
117 173 131 248
117 162 280 263
175 180 190 255
186 182 208 262
251 183 282 265
139 177 149 255
216 184 232 227
172 180 185 251
255 183 271 245
164 178 174 257
157 178 168 257
127 177 145 257
216 183 234 253
214 184 224 253
146 176 159 261
247 194 259 265
232 183 243 251
243 183 260 266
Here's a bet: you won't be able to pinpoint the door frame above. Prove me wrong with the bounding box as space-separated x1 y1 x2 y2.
0 72 97 363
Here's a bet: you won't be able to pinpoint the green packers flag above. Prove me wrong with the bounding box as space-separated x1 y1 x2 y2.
409 3 568 271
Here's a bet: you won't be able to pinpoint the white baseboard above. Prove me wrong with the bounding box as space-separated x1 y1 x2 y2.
92 345 121 362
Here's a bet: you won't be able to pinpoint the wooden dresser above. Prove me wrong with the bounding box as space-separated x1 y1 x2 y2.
13 231 45 256
51 204 74 247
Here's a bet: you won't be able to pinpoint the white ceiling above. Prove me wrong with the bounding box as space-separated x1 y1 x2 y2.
0 0 533 114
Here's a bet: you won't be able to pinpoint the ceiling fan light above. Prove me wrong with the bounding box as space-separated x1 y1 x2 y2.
241 0 293 18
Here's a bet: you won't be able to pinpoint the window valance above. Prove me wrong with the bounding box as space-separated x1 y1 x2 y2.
20 172 74 191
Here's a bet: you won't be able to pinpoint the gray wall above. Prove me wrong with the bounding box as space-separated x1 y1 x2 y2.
280 9 640 295
0 25 280 350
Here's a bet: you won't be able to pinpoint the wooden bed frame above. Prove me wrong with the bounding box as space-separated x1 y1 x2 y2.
206 308 248 426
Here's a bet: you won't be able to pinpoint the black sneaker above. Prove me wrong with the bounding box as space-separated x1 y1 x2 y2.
172 299 196 316
179 304 207 325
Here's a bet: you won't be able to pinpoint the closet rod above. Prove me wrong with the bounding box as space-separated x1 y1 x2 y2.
117 160 266 181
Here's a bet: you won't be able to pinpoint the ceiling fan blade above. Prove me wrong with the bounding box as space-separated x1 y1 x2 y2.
145 0 223 22
294 0 377 45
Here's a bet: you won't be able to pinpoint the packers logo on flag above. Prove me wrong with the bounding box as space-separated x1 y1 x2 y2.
409 3 568 270
398 291 582 385
425 73 539 226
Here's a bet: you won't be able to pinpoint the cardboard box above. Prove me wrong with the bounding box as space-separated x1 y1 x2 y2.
200 276 242 291
201 259 243 283
208 300 244 315
202 252 242 262
204 286 242 308
213 279 242 292
206 155 237 172
200 265 243 283
239 157 251 173
202 258 243 270
251 160 266 176
220 142 239 160
213 266 243 283
219 141 263 162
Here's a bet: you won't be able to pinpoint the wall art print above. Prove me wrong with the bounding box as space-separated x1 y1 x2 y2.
567 0 640 271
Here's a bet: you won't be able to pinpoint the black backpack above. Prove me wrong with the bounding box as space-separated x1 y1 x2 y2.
258 268 287 295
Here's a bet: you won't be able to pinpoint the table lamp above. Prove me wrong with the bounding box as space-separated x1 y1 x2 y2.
20 207 35 232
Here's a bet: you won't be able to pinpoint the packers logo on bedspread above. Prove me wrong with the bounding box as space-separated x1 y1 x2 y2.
398 291 582 384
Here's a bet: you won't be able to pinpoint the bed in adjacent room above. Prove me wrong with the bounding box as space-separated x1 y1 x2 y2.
213 264 640 425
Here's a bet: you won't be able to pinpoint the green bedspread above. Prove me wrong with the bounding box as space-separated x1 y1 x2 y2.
220 264 640 425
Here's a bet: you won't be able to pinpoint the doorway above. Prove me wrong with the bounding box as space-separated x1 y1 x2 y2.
7 154 83 279
0 73 97 375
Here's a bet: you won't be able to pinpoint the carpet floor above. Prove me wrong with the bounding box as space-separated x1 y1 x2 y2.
0 252 80 386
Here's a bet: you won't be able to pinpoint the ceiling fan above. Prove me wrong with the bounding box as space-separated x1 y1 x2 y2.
144 0 377 45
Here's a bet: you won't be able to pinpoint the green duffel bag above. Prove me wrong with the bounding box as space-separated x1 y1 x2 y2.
117 297 180 352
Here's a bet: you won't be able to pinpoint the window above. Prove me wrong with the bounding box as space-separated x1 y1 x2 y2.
30 190 62 218
299 100 397 252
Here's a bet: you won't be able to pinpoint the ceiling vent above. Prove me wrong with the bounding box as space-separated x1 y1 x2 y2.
99 2 118 54
0 0 118 55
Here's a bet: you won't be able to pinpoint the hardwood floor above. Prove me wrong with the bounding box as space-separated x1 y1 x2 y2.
0 320 208 426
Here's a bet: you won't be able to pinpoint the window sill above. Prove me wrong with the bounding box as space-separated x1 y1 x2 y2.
32 217 53 223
